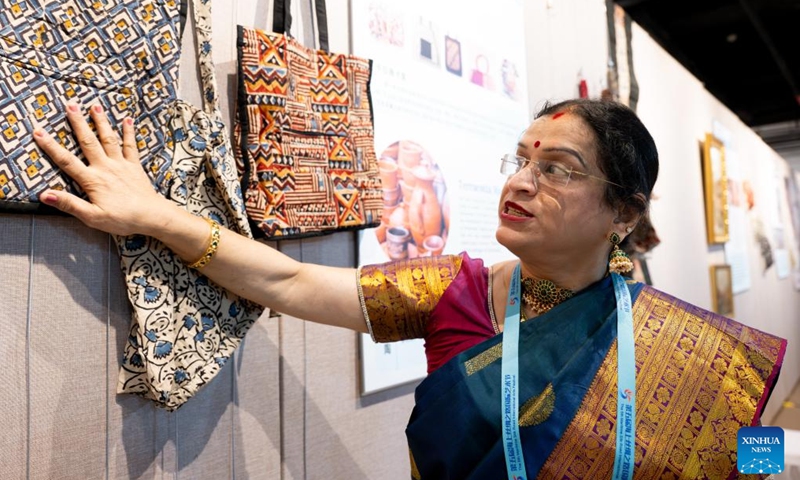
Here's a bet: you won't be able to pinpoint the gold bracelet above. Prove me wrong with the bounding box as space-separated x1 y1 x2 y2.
187 218 221 269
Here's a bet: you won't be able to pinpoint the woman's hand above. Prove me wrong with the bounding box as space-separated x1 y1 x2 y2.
34 102 173 236
33 103 369 332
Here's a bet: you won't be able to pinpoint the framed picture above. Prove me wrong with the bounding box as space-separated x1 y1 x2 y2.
710 265 734 317
702 133 729 244
444 35 462 77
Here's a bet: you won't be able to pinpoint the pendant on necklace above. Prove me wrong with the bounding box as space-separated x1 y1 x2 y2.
521 276 574 315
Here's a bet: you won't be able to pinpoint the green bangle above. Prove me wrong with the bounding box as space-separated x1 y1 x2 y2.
187 218 221 269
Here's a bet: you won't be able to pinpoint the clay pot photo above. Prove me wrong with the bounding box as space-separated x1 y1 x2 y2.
375 140 450 260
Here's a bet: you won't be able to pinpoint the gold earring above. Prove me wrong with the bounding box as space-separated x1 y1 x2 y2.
608 232 634 274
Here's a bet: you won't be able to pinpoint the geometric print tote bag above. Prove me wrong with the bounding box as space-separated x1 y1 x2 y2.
116 0 263 410
234 0 383 239
0 0 180 212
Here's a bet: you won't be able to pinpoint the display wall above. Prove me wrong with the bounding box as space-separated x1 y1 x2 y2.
632 23 800 422
0 0 797 479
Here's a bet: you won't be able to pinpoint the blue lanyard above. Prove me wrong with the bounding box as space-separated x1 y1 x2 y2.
611 272 636 480
500 268 636 480
500 263 527 480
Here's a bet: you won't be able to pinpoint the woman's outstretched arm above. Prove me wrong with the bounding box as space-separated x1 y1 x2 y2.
34 102 367 332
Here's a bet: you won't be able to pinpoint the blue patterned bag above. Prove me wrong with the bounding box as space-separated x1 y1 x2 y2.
0 0 180 212
115 0 263 410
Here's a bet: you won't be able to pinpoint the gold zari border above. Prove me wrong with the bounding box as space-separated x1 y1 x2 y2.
538 287 783 480
409 448 421 480
358 255 463 342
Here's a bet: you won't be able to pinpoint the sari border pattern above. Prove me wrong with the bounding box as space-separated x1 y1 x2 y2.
464 342 503 376
358 254 464 342
538 286 786 480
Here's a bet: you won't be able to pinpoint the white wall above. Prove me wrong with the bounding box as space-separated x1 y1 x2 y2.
523 0 608 113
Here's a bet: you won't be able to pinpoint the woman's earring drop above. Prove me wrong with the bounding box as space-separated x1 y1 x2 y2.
608 232 634 274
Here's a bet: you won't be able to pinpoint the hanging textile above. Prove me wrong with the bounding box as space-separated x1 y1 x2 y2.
116 0 264 410
0 0 179 212
234 0 383 239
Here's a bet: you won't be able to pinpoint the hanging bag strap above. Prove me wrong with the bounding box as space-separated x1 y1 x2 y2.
272 0 293 35
272 0 329 51
190 0 222 116
314 0 329 51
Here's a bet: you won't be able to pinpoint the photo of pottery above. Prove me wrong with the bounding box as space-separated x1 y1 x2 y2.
376 140 450 260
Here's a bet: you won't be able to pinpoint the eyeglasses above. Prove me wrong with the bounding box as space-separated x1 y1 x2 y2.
499 153 623 188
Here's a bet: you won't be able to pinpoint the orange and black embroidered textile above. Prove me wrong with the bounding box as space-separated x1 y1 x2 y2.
358 254 463 342
234 19 382 239
539 286 785 479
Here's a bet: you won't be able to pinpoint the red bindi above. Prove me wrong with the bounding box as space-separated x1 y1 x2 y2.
533 141 541 148
552 112 565 120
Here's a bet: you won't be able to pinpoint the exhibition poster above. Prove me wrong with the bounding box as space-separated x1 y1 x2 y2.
352 0 529 393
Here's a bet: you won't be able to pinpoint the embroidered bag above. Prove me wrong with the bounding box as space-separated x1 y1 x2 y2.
115 0 263 410
0 0 180 212
234 0 382 239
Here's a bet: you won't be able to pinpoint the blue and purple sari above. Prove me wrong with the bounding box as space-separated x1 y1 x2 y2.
358 253 786 479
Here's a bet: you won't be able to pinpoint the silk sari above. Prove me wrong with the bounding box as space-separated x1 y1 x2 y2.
358 253 787 480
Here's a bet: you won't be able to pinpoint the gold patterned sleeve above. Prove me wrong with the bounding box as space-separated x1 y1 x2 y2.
357 254 464 342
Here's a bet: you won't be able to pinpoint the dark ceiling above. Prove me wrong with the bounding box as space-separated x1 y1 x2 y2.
616 0 800 129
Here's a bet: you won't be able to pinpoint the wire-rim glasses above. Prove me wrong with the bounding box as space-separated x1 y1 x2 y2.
499 153 623 188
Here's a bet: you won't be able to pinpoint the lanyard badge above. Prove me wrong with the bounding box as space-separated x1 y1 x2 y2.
500 267 636 480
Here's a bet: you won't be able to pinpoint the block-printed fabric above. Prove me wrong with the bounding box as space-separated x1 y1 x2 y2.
116 0 263 410
0 0 178 203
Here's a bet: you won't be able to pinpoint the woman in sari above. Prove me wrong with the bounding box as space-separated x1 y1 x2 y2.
33 99 786 479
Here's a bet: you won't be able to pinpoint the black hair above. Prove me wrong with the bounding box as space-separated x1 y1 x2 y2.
534 99 659 217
